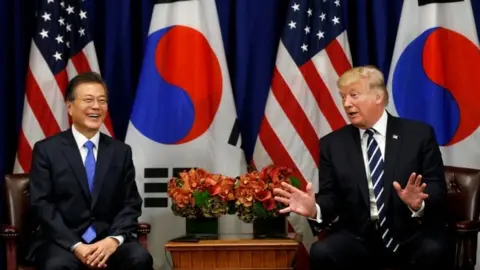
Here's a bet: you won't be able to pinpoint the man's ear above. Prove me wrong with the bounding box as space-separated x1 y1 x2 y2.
375 90 384 104
66 101 73 116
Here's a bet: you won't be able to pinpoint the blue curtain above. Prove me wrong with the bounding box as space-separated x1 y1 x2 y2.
0 0 35 267
217 0 290 161
2 1 480 269
0 0 35 182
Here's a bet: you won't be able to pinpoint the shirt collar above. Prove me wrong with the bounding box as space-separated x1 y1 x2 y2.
71 124 100 150
359 110 388 138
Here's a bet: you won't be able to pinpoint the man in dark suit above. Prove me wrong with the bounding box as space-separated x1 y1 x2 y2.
274 66 448 270
28 72 153 270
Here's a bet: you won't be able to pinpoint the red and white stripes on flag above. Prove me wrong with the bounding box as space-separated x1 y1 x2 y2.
253 33 351 193
252 0 351 266
14 0 114 173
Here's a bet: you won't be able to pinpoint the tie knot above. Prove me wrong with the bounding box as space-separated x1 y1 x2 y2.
84 140 95 150
365 128 376 137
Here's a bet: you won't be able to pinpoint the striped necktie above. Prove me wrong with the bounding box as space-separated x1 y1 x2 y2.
365 128 399 252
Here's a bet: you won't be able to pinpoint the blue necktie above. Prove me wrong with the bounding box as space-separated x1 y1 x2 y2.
82 140 97 243
365 129 399 252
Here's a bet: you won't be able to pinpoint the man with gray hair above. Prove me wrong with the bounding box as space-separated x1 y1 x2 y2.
274 65 448 269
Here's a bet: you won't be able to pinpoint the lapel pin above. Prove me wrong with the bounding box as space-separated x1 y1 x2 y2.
393 134 398 139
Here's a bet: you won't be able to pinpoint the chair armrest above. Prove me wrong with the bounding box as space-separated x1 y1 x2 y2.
137 222 151 235
452 220 480 269
136 222 151 250
1 225 18 270
1 225 19 239
456 220 480 233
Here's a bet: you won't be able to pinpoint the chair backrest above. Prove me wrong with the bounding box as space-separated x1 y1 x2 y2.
444 166 480 222
3 174 39 259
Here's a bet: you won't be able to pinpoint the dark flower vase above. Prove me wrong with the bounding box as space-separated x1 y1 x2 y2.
185 217 218 239
253 216 288 238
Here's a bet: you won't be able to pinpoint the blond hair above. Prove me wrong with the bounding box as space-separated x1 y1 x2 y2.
337 65 389 106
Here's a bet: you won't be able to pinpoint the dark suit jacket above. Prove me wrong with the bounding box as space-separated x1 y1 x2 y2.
27 129 142 259
313 114 447 244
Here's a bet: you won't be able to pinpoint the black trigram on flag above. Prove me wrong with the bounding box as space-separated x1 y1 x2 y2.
418 0 463 5
228 118 241 147
143 167 192 208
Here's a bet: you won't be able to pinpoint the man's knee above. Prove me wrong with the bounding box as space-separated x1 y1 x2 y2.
310 241 334 265
419 238 444 259
110 242 153 270
126 246 153 268
410 238 446 269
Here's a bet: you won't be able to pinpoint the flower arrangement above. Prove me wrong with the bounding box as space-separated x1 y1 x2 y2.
167 168 236 219
234 164 301 223
167 165 300 223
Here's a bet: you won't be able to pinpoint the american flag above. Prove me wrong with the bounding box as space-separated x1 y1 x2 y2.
14 0 114 173
252 0 351 266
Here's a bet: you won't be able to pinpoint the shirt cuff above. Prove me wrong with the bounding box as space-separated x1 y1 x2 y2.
409 201 425 218
70 242 82 252
307 203 323 223
108 235 124 246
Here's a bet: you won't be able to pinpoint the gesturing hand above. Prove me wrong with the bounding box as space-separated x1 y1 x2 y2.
393 172 428 211
273 182 317 218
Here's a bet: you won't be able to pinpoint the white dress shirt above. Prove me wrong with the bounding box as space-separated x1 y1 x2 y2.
70 125 124 251
311 110 425 223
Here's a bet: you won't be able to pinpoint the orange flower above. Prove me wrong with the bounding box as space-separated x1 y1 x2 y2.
252 179 266 193
188 168 203 189
217 176 236 201
235 172 268 207
235 183 255 207
204 174 218 187
267 181 283 190
171 189 194 208
262 198 276 211
261 165 293 183
167 178 177 197
259 164 274 179
254 190 272 202
167 177 194 208
238 174 250 185
201 174 221 196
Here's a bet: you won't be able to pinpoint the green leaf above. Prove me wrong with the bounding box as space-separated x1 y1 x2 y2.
289 176 302 189
193 191 210 208
253 202 267 218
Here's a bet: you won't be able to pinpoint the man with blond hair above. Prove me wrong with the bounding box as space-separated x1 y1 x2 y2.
274 65 448 270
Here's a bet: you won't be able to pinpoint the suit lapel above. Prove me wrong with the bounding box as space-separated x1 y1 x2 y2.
61 130 90 201
91 134 113 207
347 125 370 208
383 115 402 210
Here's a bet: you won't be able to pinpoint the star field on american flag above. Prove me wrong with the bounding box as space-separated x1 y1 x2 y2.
283 0 345 67
34 0 91 74
15 0 114 174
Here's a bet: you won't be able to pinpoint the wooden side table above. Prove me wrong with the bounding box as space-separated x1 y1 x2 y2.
164 235 300 270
